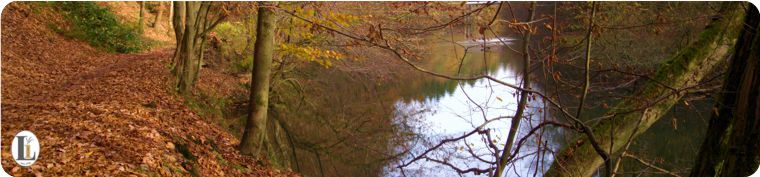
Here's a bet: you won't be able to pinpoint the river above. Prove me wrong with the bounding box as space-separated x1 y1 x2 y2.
377 34 711 177
284 4 712 176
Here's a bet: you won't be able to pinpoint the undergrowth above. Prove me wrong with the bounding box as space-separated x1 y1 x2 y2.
183 92 248 138
210 21 254 73
52 2 143 53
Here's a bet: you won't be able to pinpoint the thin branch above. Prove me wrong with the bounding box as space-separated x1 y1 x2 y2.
396 128 486 169
494 2 536 177
573 3 613 177
280 8 615 176
497 18 549 25
488 2 504 26
426 157 495 175
622 152 682 177
388 2 497 35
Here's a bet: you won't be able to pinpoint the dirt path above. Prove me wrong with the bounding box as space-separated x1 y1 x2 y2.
1 3 289 176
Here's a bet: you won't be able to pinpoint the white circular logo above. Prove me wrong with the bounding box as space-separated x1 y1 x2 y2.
11 131 40 167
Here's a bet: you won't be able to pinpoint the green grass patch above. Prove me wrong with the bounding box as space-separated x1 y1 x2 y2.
52 2 143 53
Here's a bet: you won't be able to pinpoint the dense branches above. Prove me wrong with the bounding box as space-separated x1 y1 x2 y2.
545 2 745 176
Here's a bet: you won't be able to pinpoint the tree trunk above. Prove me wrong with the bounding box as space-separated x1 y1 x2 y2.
689 5 760 177
176 2 200 94
240 2 277 157
168 2 173 34
138 1 144 32
171 1 185 75
151 2 163 28
173 2 217 94
545 2 745 177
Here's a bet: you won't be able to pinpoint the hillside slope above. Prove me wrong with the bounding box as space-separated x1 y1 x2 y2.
1 2 292 176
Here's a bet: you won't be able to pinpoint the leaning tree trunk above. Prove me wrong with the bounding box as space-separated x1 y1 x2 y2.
240 2 277 157
689 5 760 177
545 2 745 177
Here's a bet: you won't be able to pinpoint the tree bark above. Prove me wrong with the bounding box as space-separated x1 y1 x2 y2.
176 2 202 94
151 2 163 28
138 1 144 32
240 2 277 156
171 1 185 75
545 2 745 177
168 2 173 34
689 4 760 177
173 2 221 94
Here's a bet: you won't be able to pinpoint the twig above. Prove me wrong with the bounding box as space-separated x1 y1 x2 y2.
494 2 536 177
573 2 613 177
622 152 682 177
280 8 615 176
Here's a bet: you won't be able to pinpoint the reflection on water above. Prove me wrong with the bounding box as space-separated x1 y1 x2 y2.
287 16 711 177
372 26 713 176
384 35 562 176
457 37 517 47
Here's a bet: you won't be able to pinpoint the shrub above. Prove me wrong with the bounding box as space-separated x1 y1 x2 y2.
55 2 142 53
210 21 253 72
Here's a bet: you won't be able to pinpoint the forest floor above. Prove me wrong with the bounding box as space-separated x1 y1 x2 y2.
1 3 295 176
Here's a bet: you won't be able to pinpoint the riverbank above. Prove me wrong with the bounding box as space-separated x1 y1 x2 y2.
1 2 295 176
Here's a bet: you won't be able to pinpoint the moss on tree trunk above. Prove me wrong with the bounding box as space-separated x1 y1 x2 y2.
545 2 745 177
240 2 277 158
